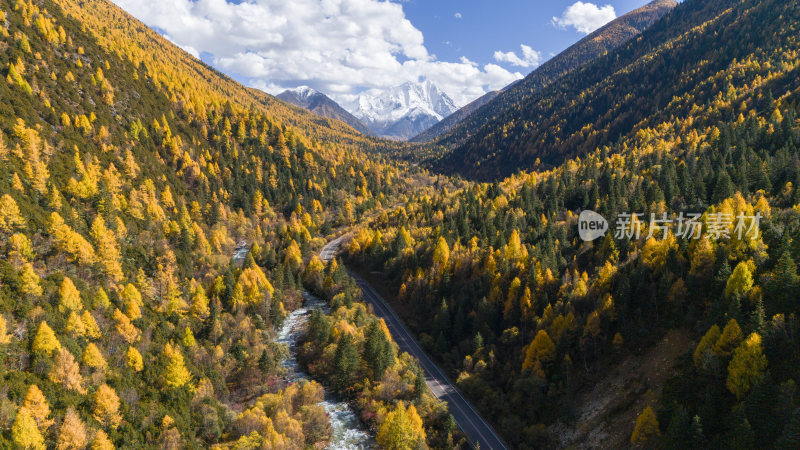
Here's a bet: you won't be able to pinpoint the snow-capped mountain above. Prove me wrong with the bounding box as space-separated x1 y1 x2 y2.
277 86 372 135
343 81 459 140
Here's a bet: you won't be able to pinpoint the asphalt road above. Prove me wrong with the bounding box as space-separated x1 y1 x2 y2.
320 238 507 450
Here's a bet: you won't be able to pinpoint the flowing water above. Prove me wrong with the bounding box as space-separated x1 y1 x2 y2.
276 292 374 449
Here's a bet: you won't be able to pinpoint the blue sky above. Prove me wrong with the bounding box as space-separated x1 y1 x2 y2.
403 0 649 65
112 0 652 106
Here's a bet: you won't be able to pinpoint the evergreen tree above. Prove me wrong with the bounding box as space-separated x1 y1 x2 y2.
332 333 359 393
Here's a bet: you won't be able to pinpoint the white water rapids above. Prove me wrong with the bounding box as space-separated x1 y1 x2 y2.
276 292 374 449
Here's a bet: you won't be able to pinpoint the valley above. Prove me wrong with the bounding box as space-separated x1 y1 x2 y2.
0 0 799 448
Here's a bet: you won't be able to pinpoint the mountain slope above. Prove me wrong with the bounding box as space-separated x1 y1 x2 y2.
277 87 372 135
419 0 676 171
342 0 800 446
0 0 459 448
344 81 458 140
430 0 800 180
410 88 502 143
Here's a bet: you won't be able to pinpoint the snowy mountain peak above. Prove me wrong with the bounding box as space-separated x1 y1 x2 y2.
343 81 459 140
286 85 319 101
277 87 372 135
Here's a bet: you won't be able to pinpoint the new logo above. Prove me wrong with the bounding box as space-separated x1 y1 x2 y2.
578 210 608 241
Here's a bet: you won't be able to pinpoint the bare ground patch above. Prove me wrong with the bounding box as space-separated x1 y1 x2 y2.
550 329 692 448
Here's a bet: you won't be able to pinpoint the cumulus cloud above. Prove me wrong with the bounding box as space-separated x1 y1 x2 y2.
551 1 616 34
493 44 542 68
110 0 522 106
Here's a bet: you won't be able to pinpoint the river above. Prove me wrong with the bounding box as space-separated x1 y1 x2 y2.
276 292 375 449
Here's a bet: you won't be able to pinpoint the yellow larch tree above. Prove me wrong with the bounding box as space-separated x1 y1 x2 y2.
19 262 43 297
0 314 11 344
0 193 26 232
163 342 192 388
693 324 721 368
12 406 45 450
112 309 140 343
23 385 52 429
631 405 660 445
32 321 61 356
56 407 88 450
82 343 107 370
91 216 124 281
121 283 143 320
522 329 556 378
49 348 85 394
65 311 87 338
90 429 114 450
125 346 144 372
81 311 102 339
376 401 427 450
233 266 274 309
713 318 742 357
93 383 121 429
58 277 84 312
188 279 209 319
727 332 768 400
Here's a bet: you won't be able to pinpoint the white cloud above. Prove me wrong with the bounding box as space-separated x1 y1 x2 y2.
454 12 462 19
110 0 520 106
551 1 616 34
493 44 542 68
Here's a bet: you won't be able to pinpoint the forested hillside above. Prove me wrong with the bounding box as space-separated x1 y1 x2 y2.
2 0 800 448
343 0 800 447
409 89 501 144
0 0 459 448
410 0 676 158
429 0 797 181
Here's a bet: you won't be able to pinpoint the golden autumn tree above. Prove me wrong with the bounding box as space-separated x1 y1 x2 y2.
49 348 85 393
23 385 52 429
631 406 660 445
727 332 768 400
82 343 108 370
713 318 742 357
94 288 111 310
125 346 144 372
90 429 114 450
7 232 33 266
81 311 102 339
432 236 450 271
182 327 196 348
522 329 556 378
112 309 140 343
0 314 11 344
121 283 143 320
12 406 45 450
48 212 95 265
233 266 274 309
0 193 26 232
376 401 427 450
724 261 754 300
283 239 303 271
32 321 61 356
93 383 121 429
19 262 43 297
163 342 192 388
57 407 88 450
59 277 83 312
65 311 87 338
188 279 209 319
693 324 721 368
91 216 124 281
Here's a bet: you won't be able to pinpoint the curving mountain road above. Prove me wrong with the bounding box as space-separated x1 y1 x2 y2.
320 237 507 450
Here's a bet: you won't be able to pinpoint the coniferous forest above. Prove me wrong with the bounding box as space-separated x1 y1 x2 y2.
0 0 799 449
